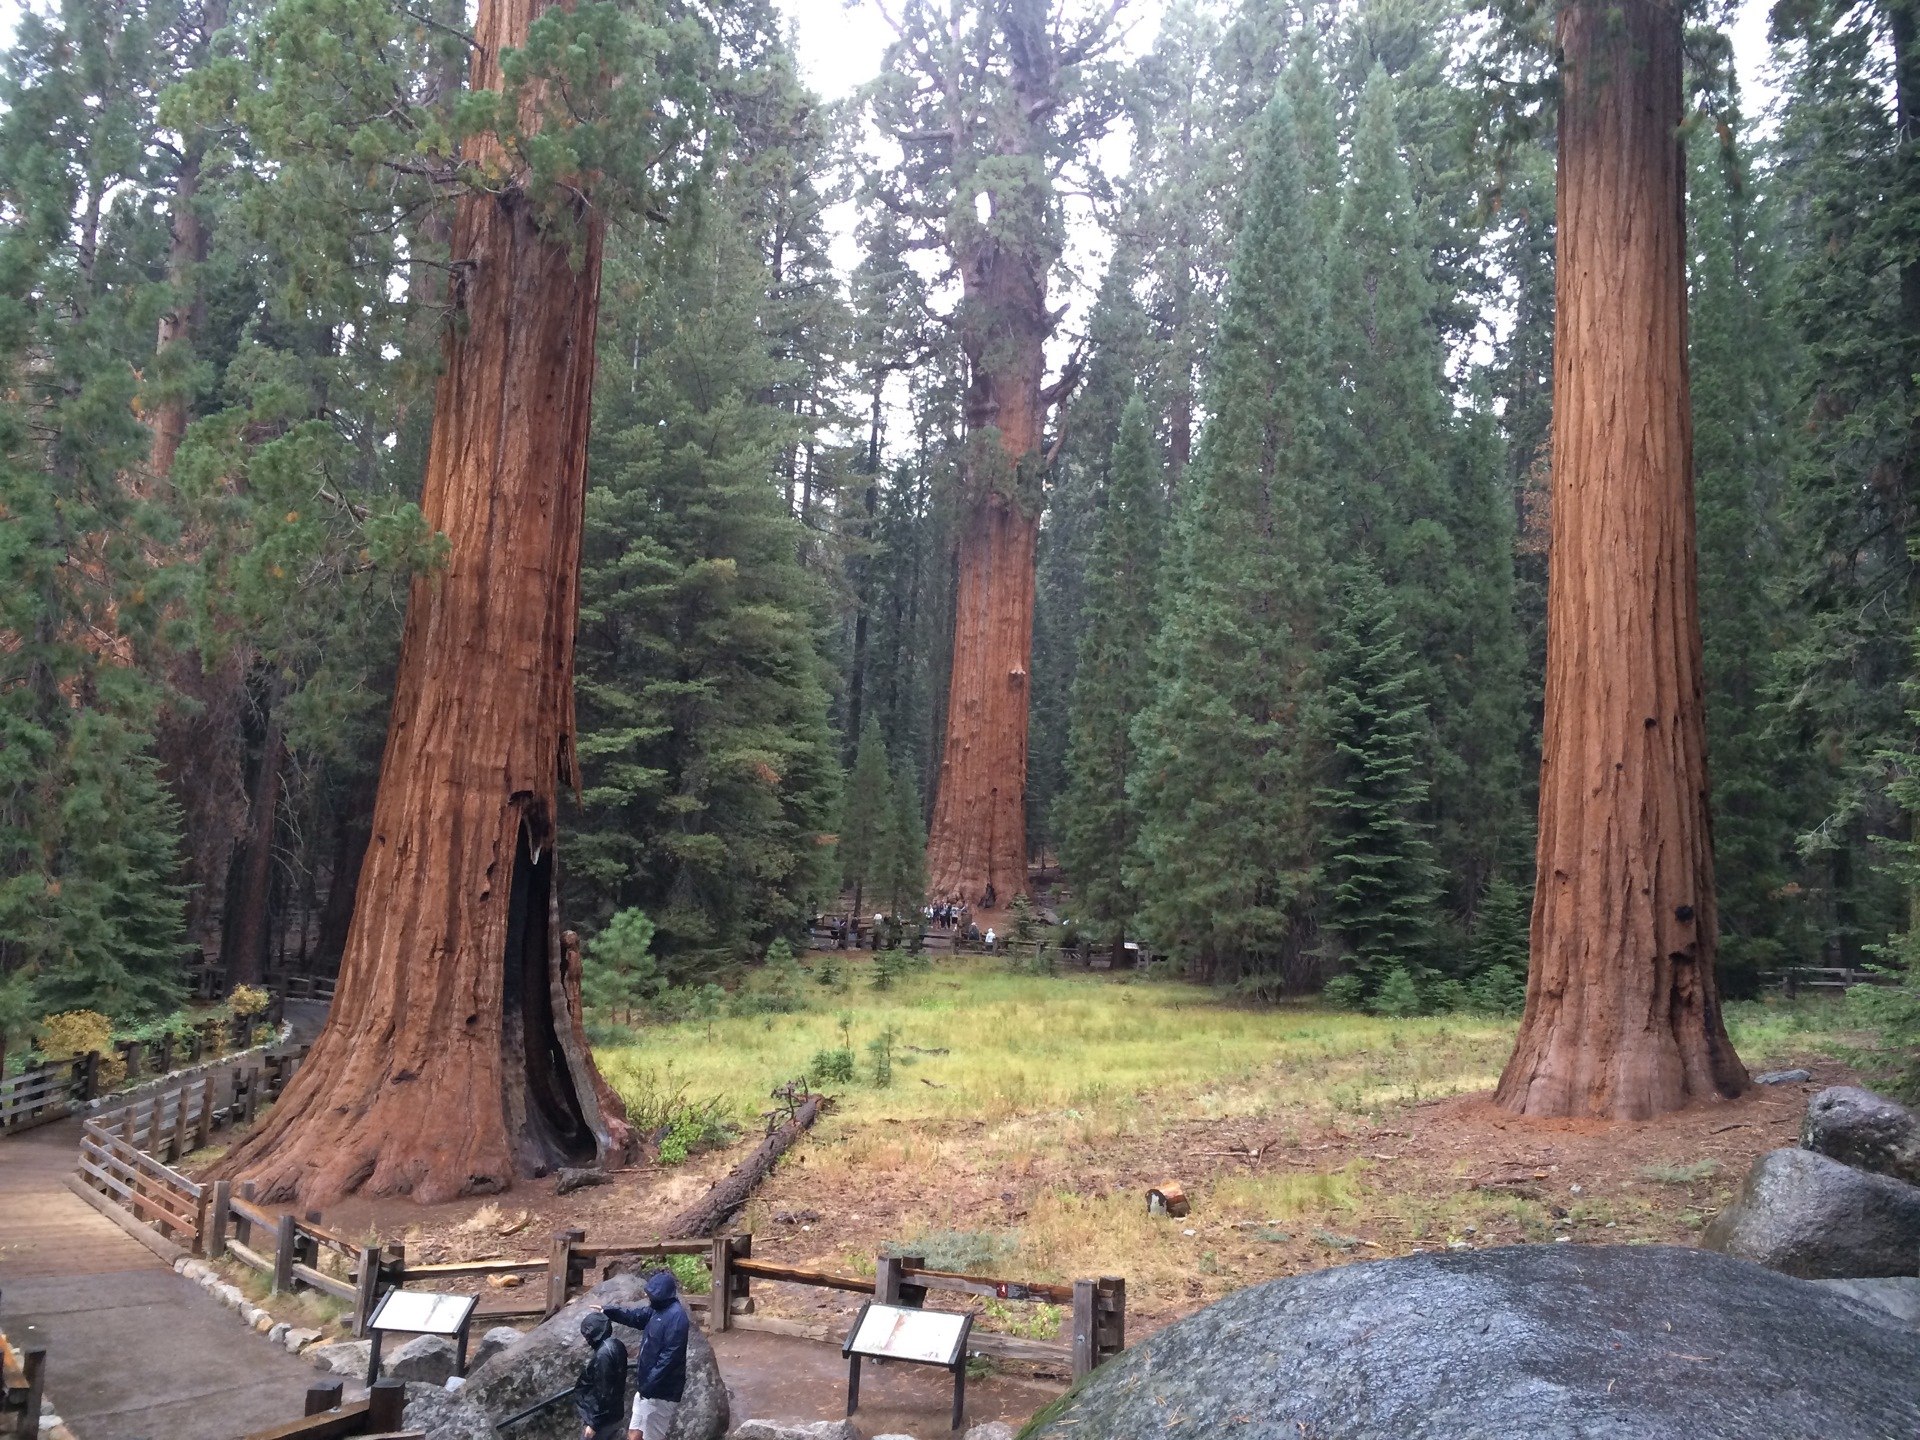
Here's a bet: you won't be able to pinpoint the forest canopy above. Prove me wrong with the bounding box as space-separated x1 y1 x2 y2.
2 0 1918 1080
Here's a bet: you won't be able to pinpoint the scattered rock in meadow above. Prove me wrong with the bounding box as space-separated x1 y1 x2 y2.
308 1339 372 1376
1754 1069 1812 1085
1702 1146 1920 1277
1802 1086 1920 1186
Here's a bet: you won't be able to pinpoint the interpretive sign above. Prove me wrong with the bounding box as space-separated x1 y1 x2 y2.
365 1289 479 1384
842 1301 974 1430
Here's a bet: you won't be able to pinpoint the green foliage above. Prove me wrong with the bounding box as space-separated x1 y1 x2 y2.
762 938 805 1013
872 747 928 921
866 1025 898 1087
1056 396 1163 952
841 713 892 911
1128 94 1329 988
569 193 841 980
1315 563 1445 992
583 910 664 1023
1371 964 1423 1018
809 1046 857 1085
871 949 907 992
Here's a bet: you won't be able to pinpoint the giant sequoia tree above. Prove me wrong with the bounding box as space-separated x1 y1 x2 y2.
868 0 1125 908
223 0 709 1203
1496 0 1747 1117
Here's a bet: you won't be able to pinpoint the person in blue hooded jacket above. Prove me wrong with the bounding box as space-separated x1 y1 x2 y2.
599 1270 689 1440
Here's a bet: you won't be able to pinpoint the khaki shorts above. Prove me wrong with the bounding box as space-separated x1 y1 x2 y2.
629 1395 678 1440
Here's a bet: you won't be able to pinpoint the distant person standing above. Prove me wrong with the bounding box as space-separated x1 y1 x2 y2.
600 1270 689 1440
983 926 997 953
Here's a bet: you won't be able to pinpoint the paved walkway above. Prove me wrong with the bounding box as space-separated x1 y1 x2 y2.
0 1010 330 1440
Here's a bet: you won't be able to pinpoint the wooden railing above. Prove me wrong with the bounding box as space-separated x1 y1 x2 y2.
1763 966 1896 996
0 1057 90 1135
243 1378 414 1440
78 1120 204 1250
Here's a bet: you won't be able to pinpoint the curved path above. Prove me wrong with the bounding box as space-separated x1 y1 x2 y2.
0 1004 330 1440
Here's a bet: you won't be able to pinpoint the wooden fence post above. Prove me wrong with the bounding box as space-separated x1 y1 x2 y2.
352 1244 382 1337
21 1348 45 1433
273 1213 297 1294
80 1049 99 1101
206 1180 231 1259
877 1253 926 1308
709 1236 733 1333
195 1074 214 1150
170 1086 191 1159
545 1229 584 1317
305 1379 343 1416
1096 1276 1126 1364
368 1379 405 1430
157 1034 174 1075
1071 1279 1097 1381
235 1180 256 1248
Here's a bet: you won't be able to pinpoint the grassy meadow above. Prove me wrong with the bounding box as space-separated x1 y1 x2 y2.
588 955 1859 1324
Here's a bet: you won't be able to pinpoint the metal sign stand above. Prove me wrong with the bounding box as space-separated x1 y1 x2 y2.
363 1288 480 1387
842 1300 974 1432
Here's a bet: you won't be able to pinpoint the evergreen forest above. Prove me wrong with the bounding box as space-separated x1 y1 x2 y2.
4 0 1920 1067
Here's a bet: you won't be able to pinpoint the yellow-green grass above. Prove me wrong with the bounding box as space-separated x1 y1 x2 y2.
592 958 1517 1134
594 962 1846 1136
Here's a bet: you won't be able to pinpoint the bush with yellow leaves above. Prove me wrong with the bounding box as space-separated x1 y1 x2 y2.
36 1010 125 1087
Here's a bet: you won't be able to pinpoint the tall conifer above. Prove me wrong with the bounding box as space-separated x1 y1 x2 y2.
1059 396 1163 957
1129 96 1330 988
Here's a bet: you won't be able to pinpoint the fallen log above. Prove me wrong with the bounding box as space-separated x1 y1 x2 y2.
656 1094 827 1240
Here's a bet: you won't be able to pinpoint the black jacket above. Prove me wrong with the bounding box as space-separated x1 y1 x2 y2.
574 1332 629 1431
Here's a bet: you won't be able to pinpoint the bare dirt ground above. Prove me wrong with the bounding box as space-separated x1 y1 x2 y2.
319 1056 1847 1341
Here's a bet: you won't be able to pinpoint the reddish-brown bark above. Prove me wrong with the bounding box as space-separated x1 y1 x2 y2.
924 299 1045 909
1495 0 1747 1119
218 0 629 1204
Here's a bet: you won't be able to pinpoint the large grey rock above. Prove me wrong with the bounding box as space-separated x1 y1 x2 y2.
1802 1085 1920 1185
309 1339 372 1377
727 1423 857 1440
1815 1276 1920 1327
1021 1245 1920 1440
460 1273 728 1440
964 1426 1017 1440
1701 1146 1920 1277
387 1334 459 1385
470 1326 525 1372
402 1380 500 1440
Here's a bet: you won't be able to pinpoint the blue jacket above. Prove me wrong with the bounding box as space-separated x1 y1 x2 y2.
605 1271 690 1402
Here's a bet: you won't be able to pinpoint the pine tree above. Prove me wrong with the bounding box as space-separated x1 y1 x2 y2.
1315 563 1445 994
1329 68 1527 909
839 713 892 921
882 750 930 921
569 205 841 984
1058 396 1162 959
1128 95 1330 989
1688 106 1809 994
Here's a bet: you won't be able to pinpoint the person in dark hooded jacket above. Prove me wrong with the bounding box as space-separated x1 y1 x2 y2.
600 1270 689 1440
574 1311 629 1440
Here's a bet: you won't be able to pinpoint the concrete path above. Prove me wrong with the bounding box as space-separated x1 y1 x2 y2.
0 1008 332 1440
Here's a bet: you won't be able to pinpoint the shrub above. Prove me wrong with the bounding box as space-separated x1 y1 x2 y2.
1371 965 1423 1018
815 956 843 988
1467 963 1527 1017
227 984 271 1018
867 1026 898 1087
872 950 907 991
809 1047 856 1085
659 1104 736 1165
1322 973 1367 1010
661 1254 711 1295
37 1009 123 1086
762 939 805 1013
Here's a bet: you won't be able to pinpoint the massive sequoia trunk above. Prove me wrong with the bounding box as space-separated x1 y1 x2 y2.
923 264 1046 908
219 0 629 1205
1495 0 1747 1118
